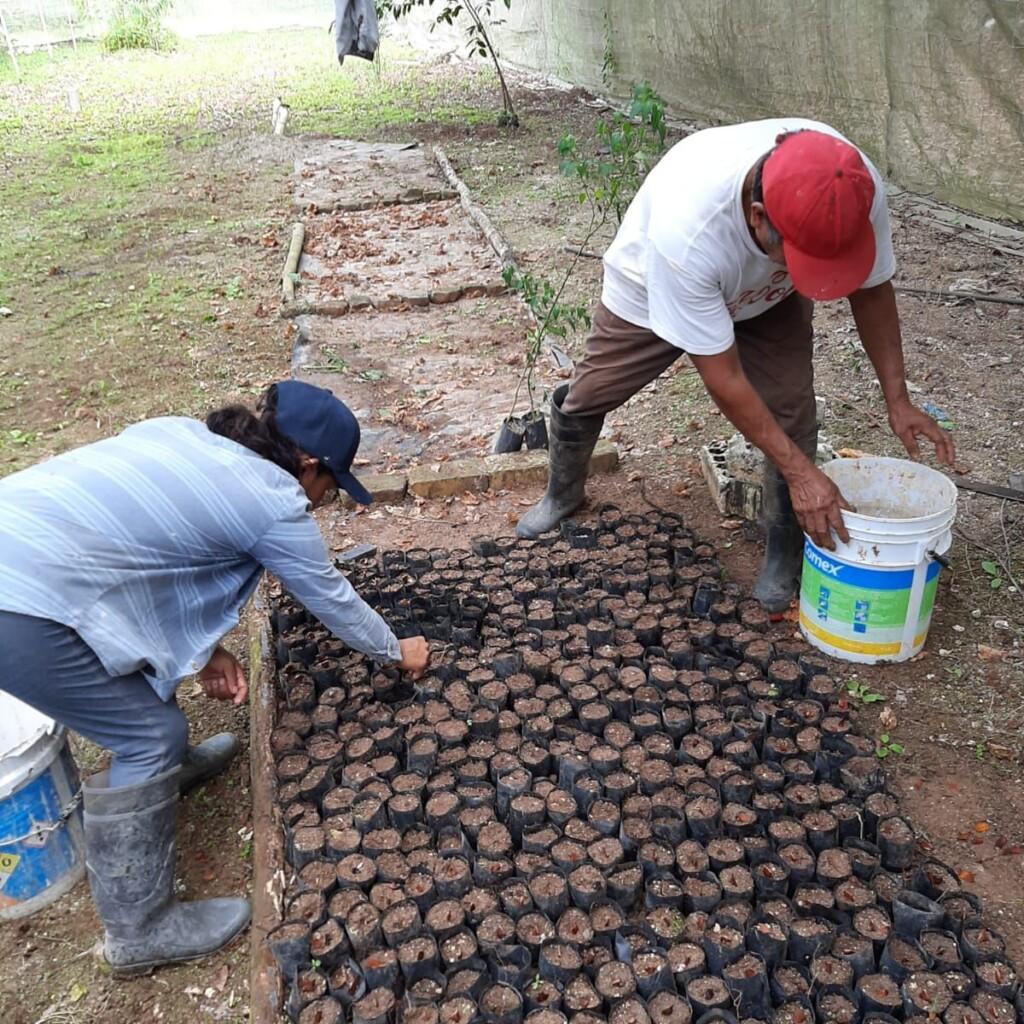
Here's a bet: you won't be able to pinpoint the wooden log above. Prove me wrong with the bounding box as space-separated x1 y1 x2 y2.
249 591 287 1024
432 145 515 269
281 222 305 304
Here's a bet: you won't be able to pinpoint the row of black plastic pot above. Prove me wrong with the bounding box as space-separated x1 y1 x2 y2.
271 902 1019 1024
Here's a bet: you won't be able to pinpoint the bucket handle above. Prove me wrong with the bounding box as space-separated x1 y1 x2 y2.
0 788 82 848
927 550 951 570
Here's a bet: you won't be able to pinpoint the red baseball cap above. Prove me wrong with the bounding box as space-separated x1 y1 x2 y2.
762 130 877 300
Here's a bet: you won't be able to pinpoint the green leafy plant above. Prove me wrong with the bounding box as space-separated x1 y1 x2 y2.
502 266 590 414
875 733 904 759
846 680 884 704
102 0 175 53
558 82 668 226
385 0 518 125
981 560 1004 590
6 429 36 446
503 83 667 416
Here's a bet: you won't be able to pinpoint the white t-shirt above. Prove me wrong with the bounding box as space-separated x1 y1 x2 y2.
600 117 896 355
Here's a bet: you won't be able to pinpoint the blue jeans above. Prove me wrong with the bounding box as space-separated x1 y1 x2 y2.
0 612 189 787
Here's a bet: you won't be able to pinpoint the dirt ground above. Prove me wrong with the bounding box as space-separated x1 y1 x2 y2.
1 30 1022 1024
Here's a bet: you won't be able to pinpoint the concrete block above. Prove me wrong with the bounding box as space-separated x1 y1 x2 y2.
429 287 464 305
700 434 835 521
340 472 408 508
589 440 620 474
483 441 618 492
484 449 550 490
407 458 490 498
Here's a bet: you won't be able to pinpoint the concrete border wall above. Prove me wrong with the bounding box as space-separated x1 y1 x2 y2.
410 0 1024 222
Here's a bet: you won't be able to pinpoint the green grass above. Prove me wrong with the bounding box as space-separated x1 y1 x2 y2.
0 29 503 472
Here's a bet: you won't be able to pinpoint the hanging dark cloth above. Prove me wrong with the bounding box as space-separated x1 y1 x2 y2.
334 0 381 64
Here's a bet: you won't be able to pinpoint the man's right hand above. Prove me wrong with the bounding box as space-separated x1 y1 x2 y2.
786 464 851 551
397 636 430 678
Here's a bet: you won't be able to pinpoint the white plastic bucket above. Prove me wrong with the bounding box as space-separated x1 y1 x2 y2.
799 457 957 664
0 694 86 920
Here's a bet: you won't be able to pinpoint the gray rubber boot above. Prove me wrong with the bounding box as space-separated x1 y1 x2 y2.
751 461 806 613
180 732 240 795
516 384 605 539
84 766 251 974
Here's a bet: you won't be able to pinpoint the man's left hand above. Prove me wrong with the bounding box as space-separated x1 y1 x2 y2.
199 646 249 706
888 397 956 467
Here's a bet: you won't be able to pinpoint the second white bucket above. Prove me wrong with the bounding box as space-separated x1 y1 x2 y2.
799 457 957 664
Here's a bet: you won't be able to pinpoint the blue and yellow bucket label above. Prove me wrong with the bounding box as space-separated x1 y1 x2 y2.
799 540 940 658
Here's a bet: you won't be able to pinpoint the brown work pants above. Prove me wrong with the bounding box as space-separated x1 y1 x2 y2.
563 292 818 459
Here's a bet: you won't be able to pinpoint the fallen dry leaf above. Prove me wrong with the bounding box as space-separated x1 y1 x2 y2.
212 964 230 992
957 869 976 883
978 644 1007 662
975 821 990 834
878 707 898 730
987 743 1016 761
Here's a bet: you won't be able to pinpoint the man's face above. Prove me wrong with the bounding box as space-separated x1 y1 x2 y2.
750 202 786 266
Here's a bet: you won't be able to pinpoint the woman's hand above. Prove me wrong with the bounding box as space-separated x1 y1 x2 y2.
397 636 430 679
199 646 248 706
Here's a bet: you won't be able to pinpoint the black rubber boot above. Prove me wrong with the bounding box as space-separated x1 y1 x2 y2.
516 385 605 539
84 766 250 974
179 732 239 795
752 461 806 613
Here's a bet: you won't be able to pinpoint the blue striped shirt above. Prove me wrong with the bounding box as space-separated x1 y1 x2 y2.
0 417 401 700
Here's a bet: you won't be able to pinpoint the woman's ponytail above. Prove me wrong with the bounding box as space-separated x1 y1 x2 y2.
206 386 303 478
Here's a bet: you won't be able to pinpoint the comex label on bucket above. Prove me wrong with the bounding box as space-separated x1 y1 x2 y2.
800 539 941 661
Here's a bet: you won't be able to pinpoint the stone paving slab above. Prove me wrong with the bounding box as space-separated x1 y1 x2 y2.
293 301 562 472
339 442 619 504
293 140 456 212
297 200 505 309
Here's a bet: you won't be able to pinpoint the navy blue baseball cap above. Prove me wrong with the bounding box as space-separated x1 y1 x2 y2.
272 380 372 505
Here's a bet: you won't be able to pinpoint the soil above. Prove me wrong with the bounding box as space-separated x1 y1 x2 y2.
921 929 961 964
441 995 477 1024
541 941 582 971
481 984 521 1016
773 966 810 998
685 974 731 1006
440 930 477 966
517 912 555 948
610 999 652 1024
596 961 637 1000
352 987 395 1024
817 994 857 1024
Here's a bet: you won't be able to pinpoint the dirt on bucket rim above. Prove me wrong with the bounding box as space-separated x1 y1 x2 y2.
823 457 958 521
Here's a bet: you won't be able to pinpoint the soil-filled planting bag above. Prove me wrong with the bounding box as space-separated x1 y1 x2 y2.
265 515 1017 1024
